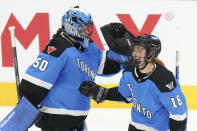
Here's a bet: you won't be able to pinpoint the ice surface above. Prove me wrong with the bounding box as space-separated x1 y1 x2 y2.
0 107 196 131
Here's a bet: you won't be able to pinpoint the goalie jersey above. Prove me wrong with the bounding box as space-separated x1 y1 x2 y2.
118 63 187 131
20 36 103 116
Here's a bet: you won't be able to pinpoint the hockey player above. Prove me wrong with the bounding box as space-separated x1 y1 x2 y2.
79 34 188 131
19 6 135 131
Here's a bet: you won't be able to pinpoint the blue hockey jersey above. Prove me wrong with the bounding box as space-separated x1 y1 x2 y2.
118 63 187 131
22 36 103 116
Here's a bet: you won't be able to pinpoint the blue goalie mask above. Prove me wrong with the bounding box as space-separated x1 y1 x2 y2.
62 7 93 48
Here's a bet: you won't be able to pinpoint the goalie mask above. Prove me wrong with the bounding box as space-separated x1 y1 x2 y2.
62 6 93 48
131 34 161 69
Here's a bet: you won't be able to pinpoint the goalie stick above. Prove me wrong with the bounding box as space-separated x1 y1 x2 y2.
0 26 40 131
8 26 21 101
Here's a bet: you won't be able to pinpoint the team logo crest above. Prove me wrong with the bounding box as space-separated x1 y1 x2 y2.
165 81 174 90
47 46 56 54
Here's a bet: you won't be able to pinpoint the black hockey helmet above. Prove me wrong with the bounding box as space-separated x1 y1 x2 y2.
133 34 161 59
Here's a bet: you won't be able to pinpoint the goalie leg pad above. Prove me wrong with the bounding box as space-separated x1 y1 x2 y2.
0 96 39 131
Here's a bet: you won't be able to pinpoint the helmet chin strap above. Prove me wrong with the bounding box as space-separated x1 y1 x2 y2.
138 55 153 70
138 62 148 70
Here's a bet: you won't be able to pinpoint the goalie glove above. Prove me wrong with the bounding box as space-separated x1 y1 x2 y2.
100 22 135 56
79 81 108 103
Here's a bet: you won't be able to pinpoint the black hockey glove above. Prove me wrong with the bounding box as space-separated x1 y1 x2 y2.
79 81 108 103
101 22 135 56
169 118 187 131
101 23 126 44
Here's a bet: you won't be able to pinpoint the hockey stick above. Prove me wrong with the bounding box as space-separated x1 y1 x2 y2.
2 26 40 131
8 26 21 101
176 50 180 80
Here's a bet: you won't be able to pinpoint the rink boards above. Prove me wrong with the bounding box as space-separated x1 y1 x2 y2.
0 83 196 109
1 0 197 111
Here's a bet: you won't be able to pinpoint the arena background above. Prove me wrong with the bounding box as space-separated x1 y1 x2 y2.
0 0 197 111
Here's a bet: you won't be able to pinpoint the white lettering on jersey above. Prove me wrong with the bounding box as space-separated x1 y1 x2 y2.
170 94 183 108
127 84 134 101
133 98 152 119
76 58 96 80
33 57 48 72
127 84 152 119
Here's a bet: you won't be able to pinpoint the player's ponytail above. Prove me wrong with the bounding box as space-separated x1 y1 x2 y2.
52 28 63 39
153 58 165 67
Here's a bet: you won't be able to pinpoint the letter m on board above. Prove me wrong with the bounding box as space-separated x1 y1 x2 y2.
1 13 50 67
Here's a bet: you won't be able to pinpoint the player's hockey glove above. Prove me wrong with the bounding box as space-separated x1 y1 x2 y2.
101 22 135 56
79 81 108 103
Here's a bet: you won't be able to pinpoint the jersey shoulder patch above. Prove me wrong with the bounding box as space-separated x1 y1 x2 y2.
149 64 177 92
42 36 73 57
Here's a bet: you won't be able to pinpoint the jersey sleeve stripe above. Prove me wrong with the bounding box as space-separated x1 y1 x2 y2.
39 106 90 116
97 50 107 74
169 112 187 121
23 73 53 90
129 120 158 131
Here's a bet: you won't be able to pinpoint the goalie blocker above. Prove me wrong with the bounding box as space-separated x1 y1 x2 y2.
0 96 39 131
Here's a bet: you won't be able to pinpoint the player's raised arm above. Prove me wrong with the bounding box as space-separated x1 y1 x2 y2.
97 23 135 75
